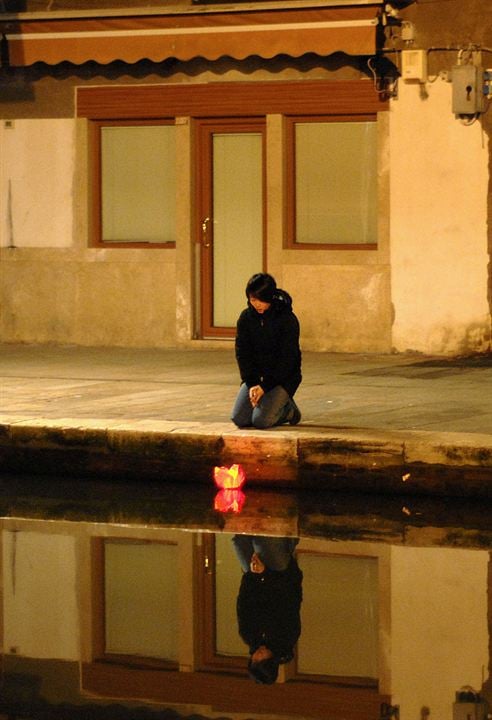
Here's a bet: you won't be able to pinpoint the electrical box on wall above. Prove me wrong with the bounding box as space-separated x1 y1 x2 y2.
453 705 487 720
452 64 487 115
401 49 427 82
452 689 488 720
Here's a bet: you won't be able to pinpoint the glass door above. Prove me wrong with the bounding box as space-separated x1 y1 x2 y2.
197 120 265 337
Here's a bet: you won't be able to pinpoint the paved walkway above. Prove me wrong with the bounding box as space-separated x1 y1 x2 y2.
0 344 491 495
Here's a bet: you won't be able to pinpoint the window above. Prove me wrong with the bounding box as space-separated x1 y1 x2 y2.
81 83 386 254
287 116 378 249
91 121 176 248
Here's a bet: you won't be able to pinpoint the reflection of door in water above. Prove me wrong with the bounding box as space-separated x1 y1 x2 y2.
198 120 264 338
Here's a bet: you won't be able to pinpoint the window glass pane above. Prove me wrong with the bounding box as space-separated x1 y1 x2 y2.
101 125 175 244
104 541 178 660
297 554 378 678
295 121 377 245
212 133 263 328
215 533 248 657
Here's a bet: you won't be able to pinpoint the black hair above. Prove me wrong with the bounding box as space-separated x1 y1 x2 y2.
248 656 279 685
245 273 277 303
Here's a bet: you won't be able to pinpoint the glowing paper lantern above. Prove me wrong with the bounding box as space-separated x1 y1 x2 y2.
213 463 246 490
214 489 246 514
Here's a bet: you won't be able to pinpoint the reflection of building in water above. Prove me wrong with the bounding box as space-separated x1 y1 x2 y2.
0 519 490 719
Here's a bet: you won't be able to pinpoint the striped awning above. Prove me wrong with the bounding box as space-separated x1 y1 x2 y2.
1 4 383 66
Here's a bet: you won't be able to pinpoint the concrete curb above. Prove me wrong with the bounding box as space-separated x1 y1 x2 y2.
0 416 491 497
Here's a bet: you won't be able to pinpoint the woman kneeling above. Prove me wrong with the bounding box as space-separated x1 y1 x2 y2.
231 273 302 429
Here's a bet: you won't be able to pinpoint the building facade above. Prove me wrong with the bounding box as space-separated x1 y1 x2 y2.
0 0 490 356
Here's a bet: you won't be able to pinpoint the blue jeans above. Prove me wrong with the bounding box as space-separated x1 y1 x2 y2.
231 383 295 429
232 535 299 572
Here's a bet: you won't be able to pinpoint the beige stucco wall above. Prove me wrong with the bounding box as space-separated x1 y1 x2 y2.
390 79 490 355
0 247 177 346
0 119 73 249
284 264 392 352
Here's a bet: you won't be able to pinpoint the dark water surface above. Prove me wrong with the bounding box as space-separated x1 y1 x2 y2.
1 471 491 548
1 471 491 720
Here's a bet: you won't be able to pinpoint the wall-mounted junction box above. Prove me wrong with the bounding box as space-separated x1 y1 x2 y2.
401 49 427 82
452 63 487 115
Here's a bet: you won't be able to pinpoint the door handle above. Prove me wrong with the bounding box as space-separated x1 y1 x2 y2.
201 217 211 247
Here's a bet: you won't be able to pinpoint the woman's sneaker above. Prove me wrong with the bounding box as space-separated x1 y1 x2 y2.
288 401 301 425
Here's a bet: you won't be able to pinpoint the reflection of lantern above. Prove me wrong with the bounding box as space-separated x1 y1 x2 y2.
214 489 246 514
213 463 246 490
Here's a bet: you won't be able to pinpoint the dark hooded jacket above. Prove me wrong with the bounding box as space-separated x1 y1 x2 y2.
235 290 302 397
236 558 303 662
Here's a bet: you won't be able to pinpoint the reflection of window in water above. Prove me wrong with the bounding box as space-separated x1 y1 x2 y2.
212 534 380 687
214 533 248 657
98 532 382 685
92 533 194 670
296 553 378 683
103 539 179 663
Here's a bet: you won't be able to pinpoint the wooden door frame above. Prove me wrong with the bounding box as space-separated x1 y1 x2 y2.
195 117 266 339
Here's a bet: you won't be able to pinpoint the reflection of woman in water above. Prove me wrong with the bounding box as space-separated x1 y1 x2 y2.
232 535 303 685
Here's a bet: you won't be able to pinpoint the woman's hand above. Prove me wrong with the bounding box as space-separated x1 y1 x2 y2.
249 385 264 407
250 552 266 574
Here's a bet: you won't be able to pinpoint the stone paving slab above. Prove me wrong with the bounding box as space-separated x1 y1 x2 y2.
0 345 491 496
0 414 491 497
